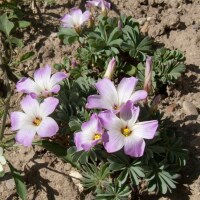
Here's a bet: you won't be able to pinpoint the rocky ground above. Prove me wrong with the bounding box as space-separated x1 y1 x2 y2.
0 0 199 199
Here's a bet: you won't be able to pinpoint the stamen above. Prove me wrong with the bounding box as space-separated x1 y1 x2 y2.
121 127 132 137
33 117 42 126
113 105 120 110
93 133 101 140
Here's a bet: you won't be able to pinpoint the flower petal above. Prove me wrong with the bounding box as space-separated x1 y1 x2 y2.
86 95 112 110
130 90 147 103
37 117 58 137
99 110 123 131
82 113 103 134
61 14 74 28
133 120 158 139
74 131 84 151
16 77 39 95
20 95 40 118
11 112 28 131
81 10 91 24
50 72 67 86
40 97 59 117
117 77 138 104
95 78 118 109
103 131 124 153
50 85 60 93
127 106 140 128
120 100 134 121
124 135 145 157
15 127 36 147
34 65 51 89
70 8 83 26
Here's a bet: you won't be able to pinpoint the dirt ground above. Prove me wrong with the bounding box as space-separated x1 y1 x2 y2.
0 0 200 199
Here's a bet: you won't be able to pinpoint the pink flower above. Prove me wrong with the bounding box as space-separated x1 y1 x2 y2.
86 77 147 112
104 57 116 79
61 8 91 30
86 0 111 13
16 65 67 98
11 95 59 147
99 101 158 157
74 113 104 151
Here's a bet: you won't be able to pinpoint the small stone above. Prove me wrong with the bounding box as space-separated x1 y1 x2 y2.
182 101 198 115
5 179 15 190
137 18 146 25
166 103 176 114
69 170 83 192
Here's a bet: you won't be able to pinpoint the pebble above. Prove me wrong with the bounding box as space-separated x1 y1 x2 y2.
182 101 198 115
5 179 15 190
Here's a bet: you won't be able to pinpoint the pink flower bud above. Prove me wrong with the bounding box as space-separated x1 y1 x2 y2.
144 56 152 93
104 57 116 79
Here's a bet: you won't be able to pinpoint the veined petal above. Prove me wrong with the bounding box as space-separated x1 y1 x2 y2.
95 78 118 109
61 14 74 28
82 113 102 134
127 106 140 128
99 110 123 131
16 77 39 95
120 100 134 121
20 95 40 118
130 90 147 103
37 117 58 137
40 97 59 117
11 112 28 131
34 65 51 90
86 95 112 110
124 135 145 157
117 77 138 105
133 120 158 139
103 131 124 153
15 126 36 147
81 10 91 24
50 72 67 87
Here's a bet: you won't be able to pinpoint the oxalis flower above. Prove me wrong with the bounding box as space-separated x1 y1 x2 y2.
86 77 147 112
11 95 59 147
99 101 158 157
61 8 91 32
16 65 67 98
74 113 104 151
0 147 6 172
86 0 111 13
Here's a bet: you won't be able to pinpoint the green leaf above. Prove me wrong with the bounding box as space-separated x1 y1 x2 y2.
19 51 35 63
0 13 14 36
7 161 27 200
33 140 80 168
18 21 31 28
9 37 24 48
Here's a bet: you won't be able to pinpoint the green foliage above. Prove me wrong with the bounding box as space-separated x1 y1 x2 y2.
145 163 179 194
81 163 110 191
58 28 79 45
153 48 186 86
96 181 131 200
0 13 14 36
7 161 27 200
57 76 95 135
108 152 145 185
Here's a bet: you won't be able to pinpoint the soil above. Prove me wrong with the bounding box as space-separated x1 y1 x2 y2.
0 0 200 199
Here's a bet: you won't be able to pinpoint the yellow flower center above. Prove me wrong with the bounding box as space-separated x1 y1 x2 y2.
113 105 120 110
93 133 101 140
121 127 132 137
33 117 42 126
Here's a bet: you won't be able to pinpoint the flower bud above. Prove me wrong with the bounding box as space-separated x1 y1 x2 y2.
104 57 116 79
144 56 152 93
